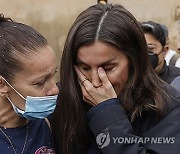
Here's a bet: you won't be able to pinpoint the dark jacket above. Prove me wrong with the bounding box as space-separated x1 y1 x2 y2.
159 61 180 84
86 84 180 154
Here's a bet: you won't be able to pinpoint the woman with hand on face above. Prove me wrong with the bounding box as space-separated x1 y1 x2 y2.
0 14 59 154
51 4 180 154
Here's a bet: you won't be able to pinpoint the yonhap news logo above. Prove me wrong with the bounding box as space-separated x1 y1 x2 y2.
96 130 110 148
96 130 175 149
113 137 175 144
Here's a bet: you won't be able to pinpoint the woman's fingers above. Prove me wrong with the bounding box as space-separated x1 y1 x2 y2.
74 65 117 105
74 65 94 90
74 66 86 81
98 67 115 90
98 67 110 85
98 67 117 98
74 66 96 104
79 80 94 103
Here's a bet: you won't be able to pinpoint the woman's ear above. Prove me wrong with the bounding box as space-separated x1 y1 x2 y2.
0 76 9 97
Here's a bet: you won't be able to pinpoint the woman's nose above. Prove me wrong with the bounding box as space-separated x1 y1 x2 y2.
91 71 102 88
47 80 59 96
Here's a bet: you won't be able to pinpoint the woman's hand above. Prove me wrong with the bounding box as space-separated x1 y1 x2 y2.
74 66 117 106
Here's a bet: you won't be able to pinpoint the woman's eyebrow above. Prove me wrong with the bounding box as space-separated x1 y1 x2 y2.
77 57 117 66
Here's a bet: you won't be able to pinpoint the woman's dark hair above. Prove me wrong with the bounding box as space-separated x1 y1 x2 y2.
0 13 48 82
51 4 166 154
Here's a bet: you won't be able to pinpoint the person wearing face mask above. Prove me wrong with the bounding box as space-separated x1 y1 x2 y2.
0 14 59 153
141 21 180 87
160 24 180 68
50 4 180 154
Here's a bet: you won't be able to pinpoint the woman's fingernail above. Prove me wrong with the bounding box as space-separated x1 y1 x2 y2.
98 67 104 72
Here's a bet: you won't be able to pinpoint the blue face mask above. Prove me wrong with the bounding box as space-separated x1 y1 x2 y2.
3 78 58 119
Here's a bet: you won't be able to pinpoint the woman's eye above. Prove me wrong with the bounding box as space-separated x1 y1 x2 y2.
81 66 90 71
104 67 114 71
36 80 46 87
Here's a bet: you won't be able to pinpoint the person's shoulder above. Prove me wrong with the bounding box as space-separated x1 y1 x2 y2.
167 65 180 71
163 83 180 113
170 76 180 92
167 65 180 75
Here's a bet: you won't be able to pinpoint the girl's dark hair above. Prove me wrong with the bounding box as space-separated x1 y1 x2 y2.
0 13 48 82
51 4 167 154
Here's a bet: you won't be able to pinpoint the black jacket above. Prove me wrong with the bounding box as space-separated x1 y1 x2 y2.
159 62 180 84
86 84 180 154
